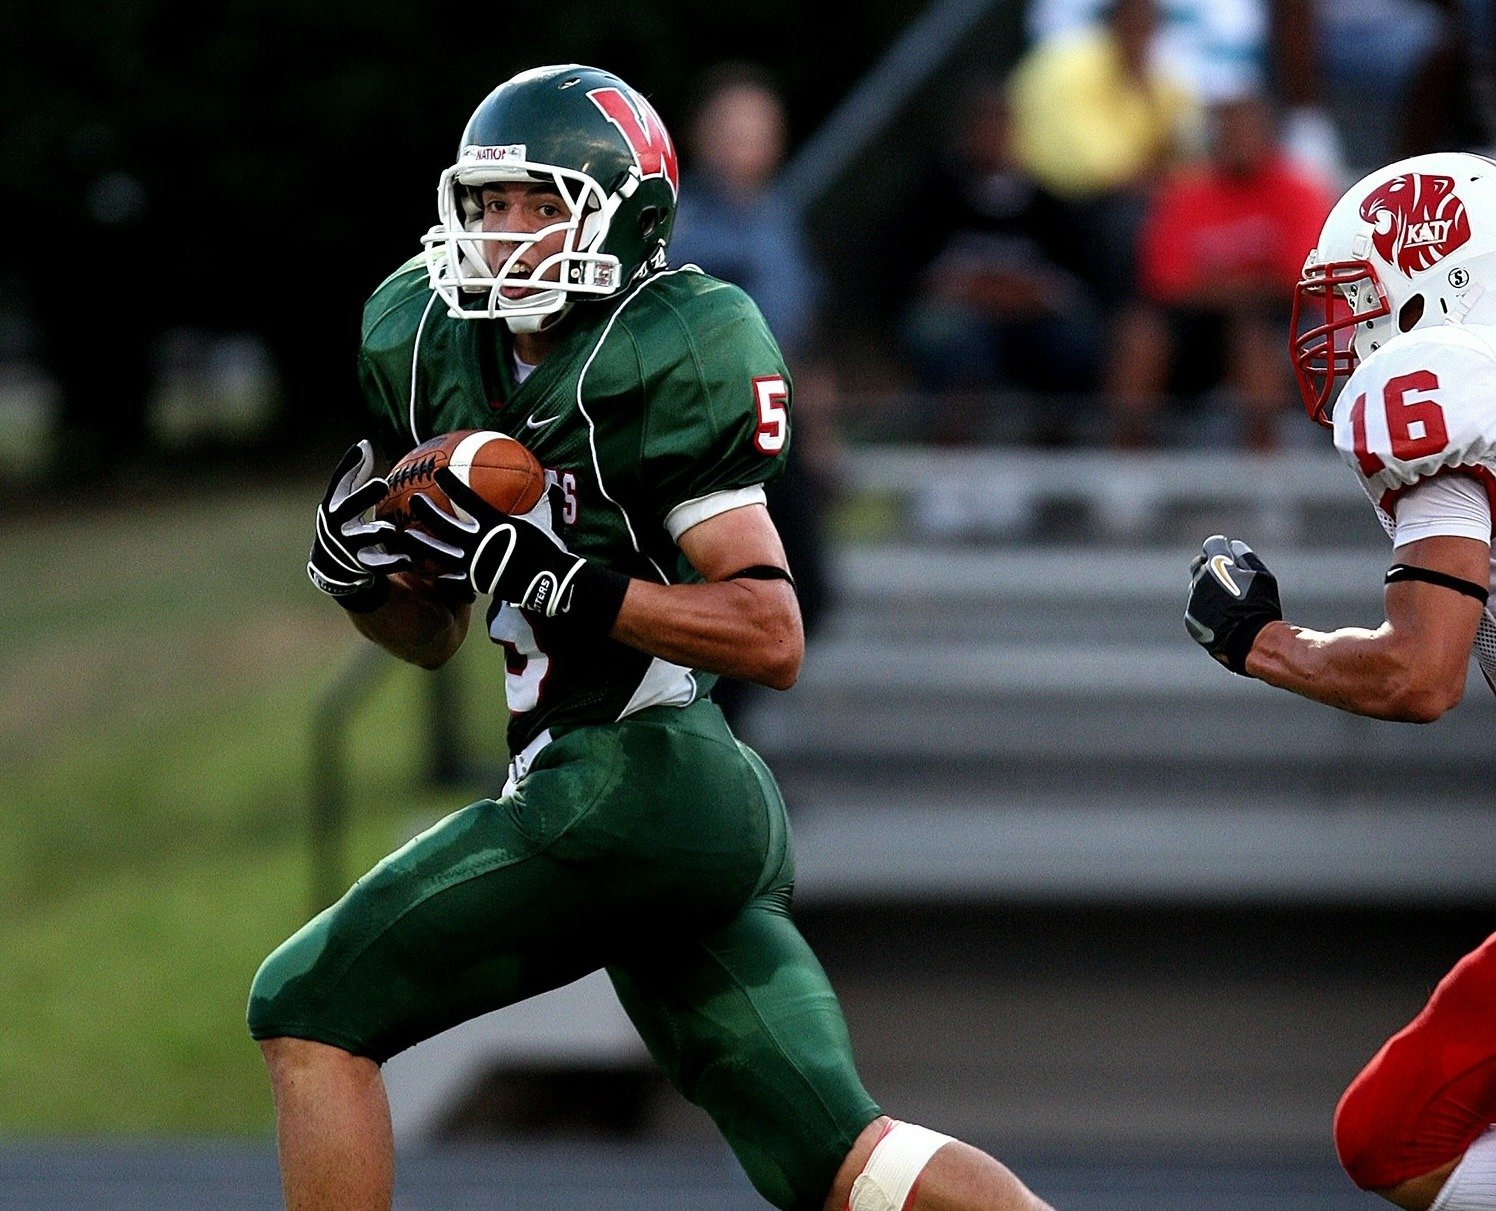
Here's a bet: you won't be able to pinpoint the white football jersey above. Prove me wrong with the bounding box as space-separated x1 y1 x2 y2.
1332 322 1496 687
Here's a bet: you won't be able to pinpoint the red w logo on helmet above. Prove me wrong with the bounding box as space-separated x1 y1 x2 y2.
588 87 679 196
1359 173 1471 276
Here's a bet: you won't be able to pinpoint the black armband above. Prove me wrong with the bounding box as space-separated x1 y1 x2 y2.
726 564 796 587
1385 563 1490 604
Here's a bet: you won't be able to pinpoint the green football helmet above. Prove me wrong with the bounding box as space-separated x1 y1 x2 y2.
422 64 680 331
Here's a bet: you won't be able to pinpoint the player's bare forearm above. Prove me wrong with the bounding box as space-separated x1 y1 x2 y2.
1248 567 1483 721
608 501 801 688
349 573 471 670
611 577 803 689
1219 533 1486 721
1244 619 1458 721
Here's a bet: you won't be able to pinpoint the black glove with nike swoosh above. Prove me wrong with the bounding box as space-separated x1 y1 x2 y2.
405 468 631 633
1185 534 1282 675
308 440 411 612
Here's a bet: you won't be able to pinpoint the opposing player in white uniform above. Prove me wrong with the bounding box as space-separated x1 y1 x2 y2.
1185 151 1496 1211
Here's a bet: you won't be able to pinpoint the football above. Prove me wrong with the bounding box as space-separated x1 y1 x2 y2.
377 430 546 531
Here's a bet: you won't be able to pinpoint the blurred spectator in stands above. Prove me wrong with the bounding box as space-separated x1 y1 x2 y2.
1109 95 1333 448
892 79 1103 445
671 63 835 732
673 63 818 363
1008 0 1199 215
1467 0 1496 149
1028 0 1348 186
1314 0 1467 171
1006 0 1202 450
1030 0 1264 104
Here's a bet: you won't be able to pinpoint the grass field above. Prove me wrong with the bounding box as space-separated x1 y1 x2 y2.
2 481 510 1132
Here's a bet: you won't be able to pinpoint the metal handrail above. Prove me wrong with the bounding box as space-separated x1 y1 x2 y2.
308 644 395 914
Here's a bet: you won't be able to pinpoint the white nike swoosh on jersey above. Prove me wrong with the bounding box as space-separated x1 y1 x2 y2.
524 414 559 429
1208 554 1244 598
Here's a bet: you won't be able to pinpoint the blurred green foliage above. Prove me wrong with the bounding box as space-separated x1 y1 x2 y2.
1 482 511 1130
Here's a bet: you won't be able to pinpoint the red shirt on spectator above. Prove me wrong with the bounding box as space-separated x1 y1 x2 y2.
1140 153 1334 306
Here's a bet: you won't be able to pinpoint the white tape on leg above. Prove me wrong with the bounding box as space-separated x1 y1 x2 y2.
848 1121 955 1211
1431 1125 1496 1211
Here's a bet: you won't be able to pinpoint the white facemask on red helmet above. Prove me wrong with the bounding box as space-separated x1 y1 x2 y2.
1290 151 1496 426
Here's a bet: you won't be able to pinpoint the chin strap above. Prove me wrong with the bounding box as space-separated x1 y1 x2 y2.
502 297 570 333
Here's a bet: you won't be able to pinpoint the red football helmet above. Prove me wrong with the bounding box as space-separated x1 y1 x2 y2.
1291 152 1496 426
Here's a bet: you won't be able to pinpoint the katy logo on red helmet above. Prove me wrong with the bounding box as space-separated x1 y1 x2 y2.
588 87 679 196
1360 173 1471 276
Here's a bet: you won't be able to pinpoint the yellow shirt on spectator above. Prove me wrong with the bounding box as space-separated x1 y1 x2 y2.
1007 29 1199 200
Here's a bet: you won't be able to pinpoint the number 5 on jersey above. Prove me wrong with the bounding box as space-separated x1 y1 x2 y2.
753 375 788 454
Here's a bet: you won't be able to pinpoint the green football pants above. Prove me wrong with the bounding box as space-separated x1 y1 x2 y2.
248 699 879 1209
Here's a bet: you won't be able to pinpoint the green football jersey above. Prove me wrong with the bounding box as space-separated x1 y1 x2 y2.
359 259 792 753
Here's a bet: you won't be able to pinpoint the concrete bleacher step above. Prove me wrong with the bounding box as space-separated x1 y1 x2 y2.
844 445 1381 546
786 797 1496 907
744 639 1496 768
745 540 1493 780
733 533 1496 905
769 752 1496 805
823 545 1394 646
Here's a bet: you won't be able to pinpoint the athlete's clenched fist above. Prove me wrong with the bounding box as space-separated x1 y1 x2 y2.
1185 534 1282 676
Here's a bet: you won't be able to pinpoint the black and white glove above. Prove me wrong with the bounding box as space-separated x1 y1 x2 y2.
405 468 630 632
1185 534 1282 676
307 440 409 612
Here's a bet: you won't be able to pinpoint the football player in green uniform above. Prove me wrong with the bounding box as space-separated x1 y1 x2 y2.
248 64 1053 1211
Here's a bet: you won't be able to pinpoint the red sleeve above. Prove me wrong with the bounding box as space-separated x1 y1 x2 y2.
1140 178 1200 305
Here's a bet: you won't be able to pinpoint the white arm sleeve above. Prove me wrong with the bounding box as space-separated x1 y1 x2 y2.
664 484 767 543
1392 473 1493 548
